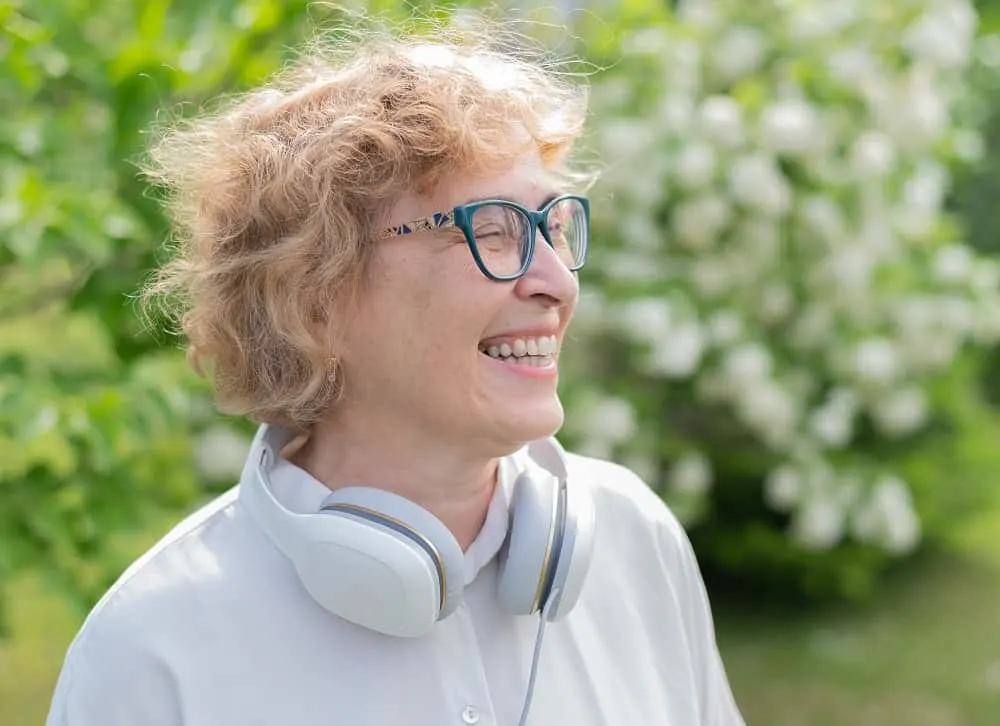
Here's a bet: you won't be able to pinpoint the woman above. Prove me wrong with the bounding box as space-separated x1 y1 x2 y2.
46 21 745 726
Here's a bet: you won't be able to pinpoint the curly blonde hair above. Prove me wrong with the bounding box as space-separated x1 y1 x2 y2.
141 19 591 431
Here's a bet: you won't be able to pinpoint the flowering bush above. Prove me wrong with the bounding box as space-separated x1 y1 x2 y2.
561 0 1000 598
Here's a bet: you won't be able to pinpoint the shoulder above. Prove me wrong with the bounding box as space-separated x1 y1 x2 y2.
47 488 281 721
65 486 249 640
560 447 703 582
564 449 686 540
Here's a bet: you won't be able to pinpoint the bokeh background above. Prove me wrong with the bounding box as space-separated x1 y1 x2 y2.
2 0 1000 724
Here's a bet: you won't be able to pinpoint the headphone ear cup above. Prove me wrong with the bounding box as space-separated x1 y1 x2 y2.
541 474 595 621
308 487 466 636
496 471 560 616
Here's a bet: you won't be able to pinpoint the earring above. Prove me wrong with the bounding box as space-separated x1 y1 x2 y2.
325 356 339 379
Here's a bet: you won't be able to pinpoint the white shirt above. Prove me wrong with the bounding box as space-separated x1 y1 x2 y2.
46 444 745 726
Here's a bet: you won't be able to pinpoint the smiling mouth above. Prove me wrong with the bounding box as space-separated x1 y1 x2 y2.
477 334 559 367
479 349 555 367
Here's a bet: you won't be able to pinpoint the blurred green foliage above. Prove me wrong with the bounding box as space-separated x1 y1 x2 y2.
0 0 343 631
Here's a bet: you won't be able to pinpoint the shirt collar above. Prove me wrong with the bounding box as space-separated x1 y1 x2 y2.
460 448 532 585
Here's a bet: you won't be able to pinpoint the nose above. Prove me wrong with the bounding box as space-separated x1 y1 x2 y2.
513 232 579 308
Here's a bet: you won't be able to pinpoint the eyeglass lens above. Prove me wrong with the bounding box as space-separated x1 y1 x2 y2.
468 198 588 278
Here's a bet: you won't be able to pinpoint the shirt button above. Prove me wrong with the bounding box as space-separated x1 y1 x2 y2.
461 706 481 724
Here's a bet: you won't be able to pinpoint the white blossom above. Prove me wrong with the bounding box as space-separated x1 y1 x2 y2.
736 380 798 445
581 396 637 444
677 0 721 30
663 51 702 95
852 338 900 386
893 76 949 146
698 95 745 147
871 386 929 437
673 142 718 189
586 0 982 560
932 243 973 284
668 452 714 495
193 426 250 482
808 403 854 449
903 5 976 69
828 245 875 293
576 438 613 461
658 93 697 133
706 310 743 344
649 322 706 379
938 295 975 333
798 194 846 242
852 475 922 553
758 284 795 323
764 464 802 510
628 27 672 57
826 48 880 87
849 130 896 178
760 99 820 155
671 193 731 249
903 161 949 212
711 25 766 81
690 258 734 299
787 6 830 43
619 297 673 343
624 453 660 486
604 251 665 283
600 118 656 162
789 305 836 351
721 341 773 383
618 215 665 252
727 153 792 217
791 495 846 550
592 76 631 109
572 288 606 331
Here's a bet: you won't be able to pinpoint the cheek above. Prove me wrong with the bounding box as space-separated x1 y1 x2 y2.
349 247 507 374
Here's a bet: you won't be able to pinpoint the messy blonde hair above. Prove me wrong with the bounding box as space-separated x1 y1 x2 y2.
141 16 591 431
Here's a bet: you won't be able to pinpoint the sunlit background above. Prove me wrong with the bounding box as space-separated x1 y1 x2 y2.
2 1 999 724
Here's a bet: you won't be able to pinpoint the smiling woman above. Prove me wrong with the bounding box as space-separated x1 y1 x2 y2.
43 15 746 726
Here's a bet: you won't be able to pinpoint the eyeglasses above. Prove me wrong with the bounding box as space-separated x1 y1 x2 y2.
381 194 590 281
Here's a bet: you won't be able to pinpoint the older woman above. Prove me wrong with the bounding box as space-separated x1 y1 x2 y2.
46 22 745 726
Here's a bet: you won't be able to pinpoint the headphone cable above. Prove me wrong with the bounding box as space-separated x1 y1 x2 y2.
516 586 560 726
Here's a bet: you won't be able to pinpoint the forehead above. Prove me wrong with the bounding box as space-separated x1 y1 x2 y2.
388 151 559 226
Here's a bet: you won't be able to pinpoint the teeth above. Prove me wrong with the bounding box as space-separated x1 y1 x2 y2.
480 335 559 360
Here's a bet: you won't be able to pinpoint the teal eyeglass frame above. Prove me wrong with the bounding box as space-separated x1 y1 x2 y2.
382 194 591 282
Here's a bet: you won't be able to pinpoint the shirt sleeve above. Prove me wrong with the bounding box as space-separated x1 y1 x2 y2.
45 623 185 726
671 525 747 726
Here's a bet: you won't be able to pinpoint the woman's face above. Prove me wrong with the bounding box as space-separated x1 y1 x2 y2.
333 151 580 455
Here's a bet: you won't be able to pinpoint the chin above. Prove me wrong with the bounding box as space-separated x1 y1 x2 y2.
496 400 565 446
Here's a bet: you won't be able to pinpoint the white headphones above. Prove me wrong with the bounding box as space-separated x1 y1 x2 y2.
238 424 596 638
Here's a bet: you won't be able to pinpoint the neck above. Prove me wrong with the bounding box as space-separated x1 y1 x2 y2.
288 410 501 551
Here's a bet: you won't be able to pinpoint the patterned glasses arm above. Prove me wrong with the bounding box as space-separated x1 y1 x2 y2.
383 211 457 238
